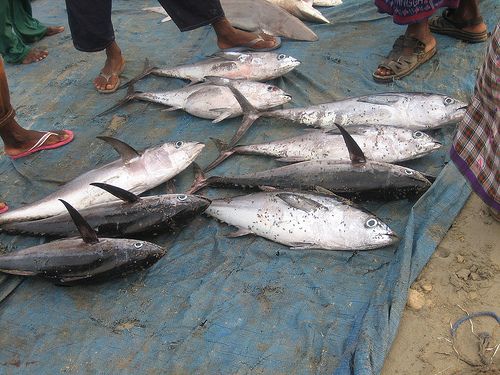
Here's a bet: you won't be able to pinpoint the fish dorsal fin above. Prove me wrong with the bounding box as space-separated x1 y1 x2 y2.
333 123 366 164
97 136 141 163
325 125 370 135
59 200 99 244
357 94 402 106
276 193 326 212
90 183 140 203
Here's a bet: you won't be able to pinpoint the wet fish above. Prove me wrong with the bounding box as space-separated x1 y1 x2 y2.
123 52 300 88
190 124 432 199
265 0 330 23
100 79 292 122
205 125 442 171
207 77 467 147
0 137 204 224
0 200 166 284
221 0 318 41
0 183 211 237
206 191 398 250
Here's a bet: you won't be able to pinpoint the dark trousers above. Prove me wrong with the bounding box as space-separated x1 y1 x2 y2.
65 0 224 52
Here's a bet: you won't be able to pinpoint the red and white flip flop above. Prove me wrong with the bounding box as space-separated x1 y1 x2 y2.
0 202 8 214
10 130 74 160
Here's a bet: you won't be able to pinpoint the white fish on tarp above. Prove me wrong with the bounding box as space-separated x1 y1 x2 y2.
265 0 330 23
220 0 318 41
0 137 204 224
142 7 171 22
101 78 292 122
206 191 398 251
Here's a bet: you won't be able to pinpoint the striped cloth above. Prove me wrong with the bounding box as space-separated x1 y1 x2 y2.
450 23 500 212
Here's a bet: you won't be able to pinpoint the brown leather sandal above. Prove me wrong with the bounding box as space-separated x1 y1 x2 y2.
429 9 488 43
373 35 437 83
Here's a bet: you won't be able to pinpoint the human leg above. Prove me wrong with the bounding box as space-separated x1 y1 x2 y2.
65 0 124 93
0 57 73 158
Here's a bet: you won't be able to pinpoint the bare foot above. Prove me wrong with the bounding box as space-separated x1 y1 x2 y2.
22 48 48 64
45 26 65 37
4 130 71 158
213 18 279 50
94 41 125 93
375 23 436 78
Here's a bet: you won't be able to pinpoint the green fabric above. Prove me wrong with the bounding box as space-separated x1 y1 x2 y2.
0 0 47 64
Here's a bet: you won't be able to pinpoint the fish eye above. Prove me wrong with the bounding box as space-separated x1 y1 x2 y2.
134 242 144 249
177 194 187 201
413 131 423 138
404 169 414 175
175 141 183 148
277 54 286 60
444 97 455 105
365 218 378 228
267 86 275 92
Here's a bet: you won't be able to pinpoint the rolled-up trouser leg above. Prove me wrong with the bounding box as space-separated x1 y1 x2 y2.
157 0 225 32
65 0 114 52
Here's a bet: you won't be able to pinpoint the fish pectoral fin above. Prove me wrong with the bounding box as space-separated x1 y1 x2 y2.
90 183 140 203
0 269 36 276
226 227 253 238
57 275 93 284
357 94 402 105
289 242 317 250
333 123 366 164
325 125 370 135
210 109 234 123
277 193 327 212
161 106 183 112
59 200 99 244
315 185 336 196
258 185 279 192
276 157 307 163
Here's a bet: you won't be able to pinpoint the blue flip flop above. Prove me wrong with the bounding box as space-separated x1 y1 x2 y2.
220 35 282 53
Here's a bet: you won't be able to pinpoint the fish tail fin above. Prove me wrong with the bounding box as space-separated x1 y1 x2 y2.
97 85 139 117
186 163 210 194
120 58 157 88
204 138 237 172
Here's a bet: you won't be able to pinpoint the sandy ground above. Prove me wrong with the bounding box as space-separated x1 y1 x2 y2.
382 194 500 375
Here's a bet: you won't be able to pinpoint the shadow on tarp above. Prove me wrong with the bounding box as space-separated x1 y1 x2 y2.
1 0 495 373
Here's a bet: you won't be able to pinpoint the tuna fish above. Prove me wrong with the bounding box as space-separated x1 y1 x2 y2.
190 124 432 199
0 137 204 224
0 183 211 237
205 125 442 171
206 191 398 250
100 79 292 122
0 200 166 284
206 77 467 147
220 0 318 41
122 52 300 88
265 0 330 23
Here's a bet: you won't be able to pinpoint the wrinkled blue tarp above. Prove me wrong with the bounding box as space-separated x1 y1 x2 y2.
1 0 496 373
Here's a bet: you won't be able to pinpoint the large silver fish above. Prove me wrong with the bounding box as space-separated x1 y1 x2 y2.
0 200 166 285
208 78 467 147
206 191 398 250
0 137 205 224
221 0 318 41
0 183 211 237
205 125 442 171
190 125 432 199
123 52 300 87
265 0 330 23
101 79 292 122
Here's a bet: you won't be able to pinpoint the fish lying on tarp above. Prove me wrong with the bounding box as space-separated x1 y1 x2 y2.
0 137 204 224
206 191 398 250
207 77 467 147
205 125 442 171
122 52 300 88
265 0 330 23
0 200 166 285
100 79 292 122
190 124 432 200
0 183 211 237
220 0 318 41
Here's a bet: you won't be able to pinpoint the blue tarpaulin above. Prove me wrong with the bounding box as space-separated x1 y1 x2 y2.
1 0 496 373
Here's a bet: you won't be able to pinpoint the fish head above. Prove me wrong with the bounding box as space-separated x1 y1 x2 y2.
167 194 212 223
141 141 205 179
356 213 399 249
260 84 293 107
248 52 301 74
126 240 167 264
390 165 433 192
413 94 467 127
406 130 442 158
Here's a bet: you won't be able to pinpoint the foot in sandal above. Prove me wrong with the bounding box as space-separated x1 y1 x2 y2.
94 41 125 93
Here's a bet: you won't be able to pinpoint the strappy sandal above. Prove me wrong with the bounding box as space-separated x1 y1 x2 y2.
373 35 437 83
429 9 488 43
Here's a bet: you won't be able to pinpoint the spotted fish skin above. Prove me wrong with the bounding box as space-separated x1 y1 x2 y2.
206 191 398 251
